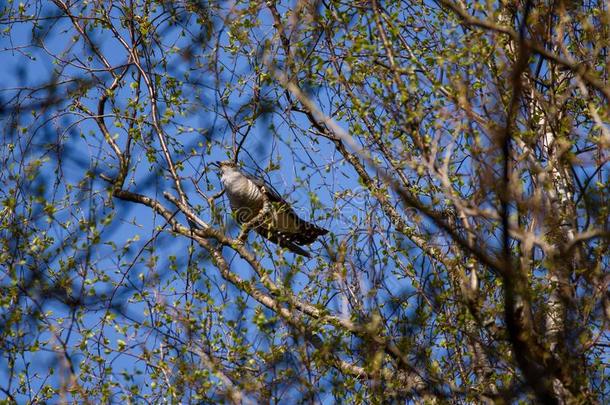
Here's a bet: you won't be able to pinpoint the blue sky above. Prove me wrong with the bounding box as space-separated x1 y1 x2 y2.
3 1 606 402
0 2 412 401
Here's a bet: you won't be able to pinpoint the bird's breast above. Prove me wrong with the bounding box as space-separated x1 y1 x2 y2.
221 173 264 223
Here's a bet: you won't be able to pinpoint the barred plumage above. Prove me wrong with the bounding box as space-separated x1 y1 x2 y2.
214 161 328 257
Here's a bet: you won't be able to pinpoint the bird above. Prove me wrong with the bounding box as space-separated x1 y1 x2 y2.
212 161 328 257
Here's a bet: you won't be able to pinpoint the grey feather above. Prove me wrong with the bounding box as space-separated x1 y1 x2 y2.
216 161 328 257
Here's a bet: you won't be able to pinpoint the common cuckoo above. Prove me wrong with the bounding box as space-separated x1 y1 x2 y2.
213 161 328 257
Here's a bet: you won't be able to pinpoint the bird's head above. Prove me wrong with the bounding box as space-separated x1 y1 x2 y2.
211 160 238 175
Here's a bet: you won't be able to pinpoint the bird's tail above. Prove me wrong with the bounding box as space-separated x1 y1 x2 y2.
295 221 329 245
283 242 312 258
257 227 323 258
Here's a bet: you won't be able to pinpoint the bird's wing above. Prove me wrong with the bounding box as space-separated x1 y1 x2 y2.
240 169 329 251
240 170 288 204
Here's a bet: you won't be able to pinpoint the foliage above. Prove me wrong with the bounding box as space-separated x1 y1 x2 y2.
0 0 608 403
